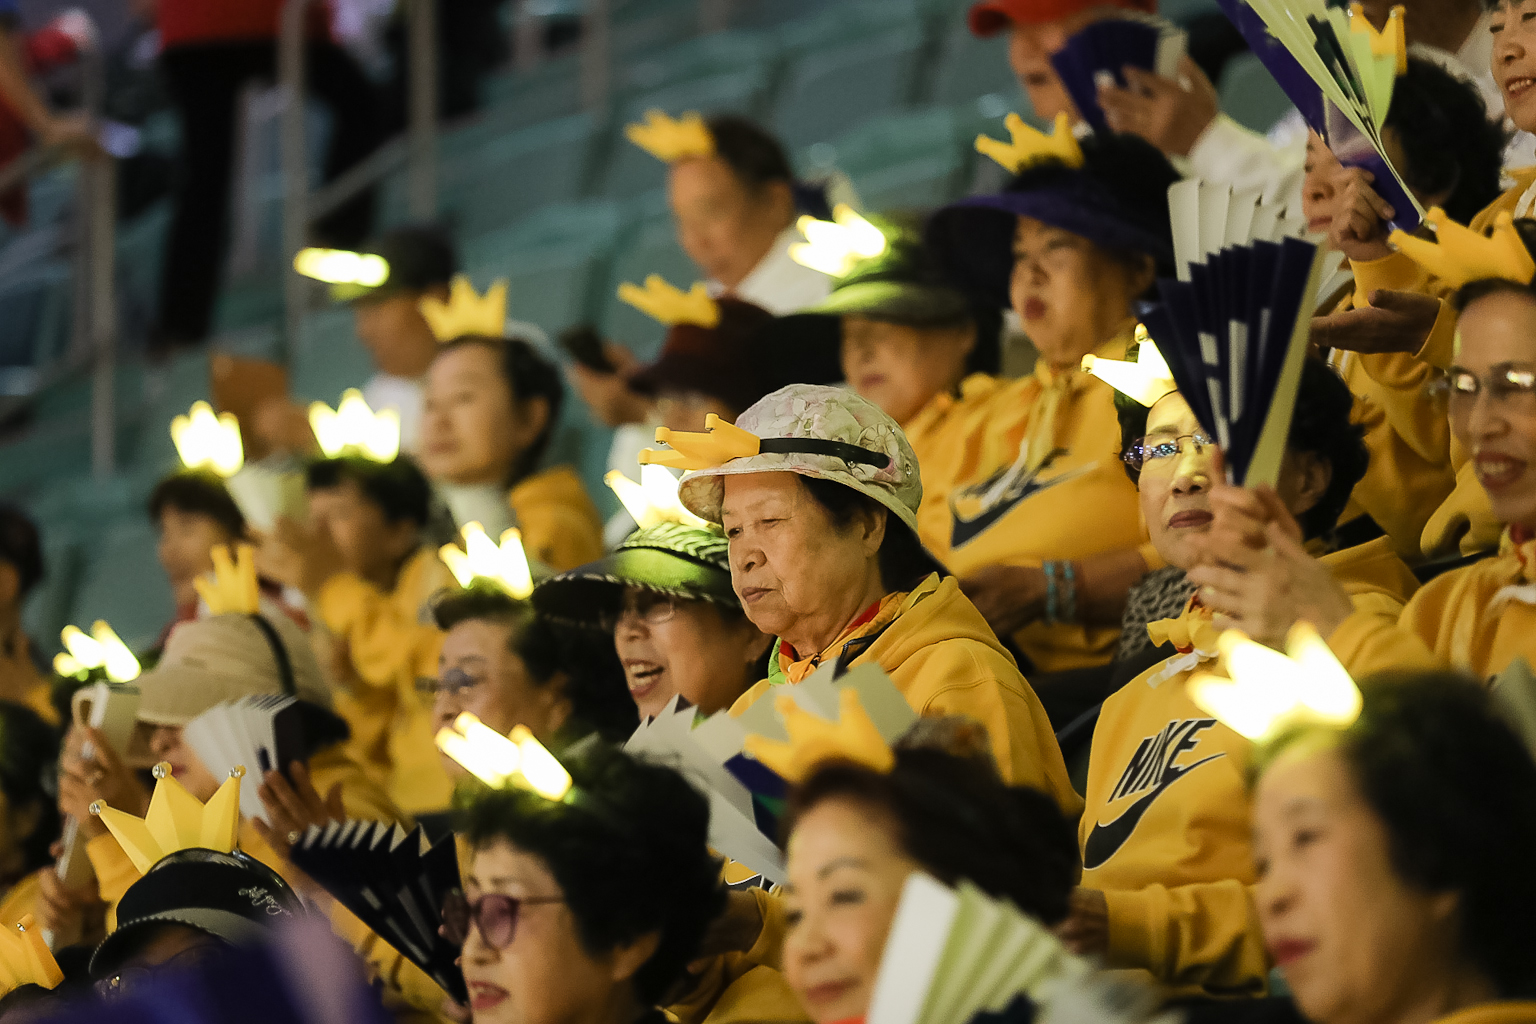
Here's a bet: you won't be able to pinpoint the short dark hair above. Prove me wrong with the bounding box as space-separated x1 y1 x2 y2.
148 470 246 540
1116 355 1367 540
436 336 564 485
0 700 61 876
1257 672 1536 997
1387 57 1506 226
305 455 432 528
432 585 638 742
458 744 725 1005
798 476 947 593
705 115 793 191
784 744 1078 925
0 504 43 597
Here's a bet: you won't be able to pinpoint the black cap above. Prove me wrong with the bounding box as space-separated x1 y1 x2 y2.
90 850 304 978
335 225 458 302
805 231 974 328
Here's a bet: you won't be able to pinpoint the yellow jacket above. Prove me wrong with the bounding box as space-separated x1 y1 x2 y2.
317 546 454 815
732 573 1082 817
0 870 40 927
932 329 1156 672
1439 1004 1536 1024
1082 542 1413 999
1330 528 1536 684
903 374 1006 556
510 465 605 572
1330 253 1455 562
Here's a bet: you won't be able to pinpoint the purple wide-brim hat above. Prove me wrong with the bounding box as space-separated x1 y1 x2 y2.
926 178 1175 311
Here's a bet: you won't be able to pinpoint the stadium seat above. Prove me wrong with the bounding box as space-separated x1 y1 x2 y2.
67 517 175 654
460 200 630 341
126 348 213 472
1217 52 1294 134
480 52 585 130
617 29 777 95
806 106 971 213
596 202 699 361
610 0 706 61
0 260 72 372
927 20 1021 108
595 67 774 199
24 466 162 535
21 525 80 658
0 420 92 497
290 304 374 406
770 25 928 152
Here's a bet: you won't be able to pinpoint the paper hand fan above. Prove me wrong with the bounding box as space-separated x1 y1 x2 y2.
1214 0 1420 233
1143 181 1329 487
183 696 339 824
1049 14 1187 134
289 821 467 1004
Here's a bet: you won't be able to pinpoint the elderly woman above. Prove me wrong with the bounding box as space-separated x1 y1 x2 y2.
813 227 1004 554
780 726 1078 1024
1060 348 1417 1001
658 383 1077 813
534 523 770 721
452 743 725 1024
1192 219 1536 679
1252 673 1536 1024
924 129 1179 675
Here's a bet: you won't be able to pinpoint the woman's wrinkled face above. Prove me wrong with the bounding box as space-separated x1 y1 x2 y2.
1449 290 1536 529
841 316 974 426
1137 392 1223 570
1010 217 1146 368
612 588 767 719
433 620 567 777
783 799 920 1024
668 156 790 290
1301 131 1347 237
1254 744 1464 1024
720 473 883 644
147 725 222 801
1492 0 1536 134
462 840 621 1024
421 344 531 486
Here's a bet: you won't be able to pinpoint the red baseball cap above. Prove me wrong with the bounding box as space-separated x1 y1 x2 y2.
967 0 1157 35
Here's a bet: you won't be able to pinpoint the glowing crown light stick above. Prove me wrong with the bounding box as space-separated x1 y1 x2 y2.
435 712 573 800
54 620 140 682
170 401 244 477
292 247 390 287
604 464 708 529
309 389 402 462
1081 327 1177 407
439 522 535 598
1187 622 1363 742
789 204 889 277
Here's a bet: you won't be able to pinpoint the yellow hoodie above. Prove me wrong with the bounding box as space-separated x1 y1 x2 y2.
1330 528 1536 683
902 373 1005 556
317 546 454 815
1438 1004 1536 1024
510 465 605 572
1081 541 1415 999
731 573 1081 817
932 328 1157 673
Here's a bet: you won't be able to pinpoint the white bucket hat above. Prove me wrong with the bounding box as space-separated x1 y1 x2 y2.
662 384 922 535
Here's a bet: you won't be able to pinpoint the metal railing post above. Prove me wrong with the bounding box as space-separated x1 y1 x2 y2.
80 39 116 479
580 0 611 110
406 0 437 221
279 0 314 365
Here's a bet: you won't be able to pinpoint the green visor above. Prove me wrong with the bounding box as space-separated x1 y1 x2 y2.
804 279 973 327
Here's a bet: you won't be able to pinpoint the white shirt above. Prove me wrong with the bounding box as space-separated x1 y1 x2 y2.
711 226 833 314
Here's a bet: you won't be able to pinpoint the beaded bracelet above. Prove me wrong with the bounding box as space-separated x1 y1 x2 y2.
1043 561 1059 624
1060 560 1078 624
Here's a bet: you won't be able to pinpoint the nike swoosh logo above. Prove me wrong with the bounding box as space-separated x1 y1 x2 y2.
1082 752 1224 871
949 461 1095 548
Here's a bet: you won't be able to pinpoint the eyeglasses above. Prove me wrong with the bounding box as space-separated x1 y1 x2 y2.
1121 431 1217 472
600 591 678 631
441 890 563 950
95 944 221 1000
425 667 489 702
1447 365 1536 413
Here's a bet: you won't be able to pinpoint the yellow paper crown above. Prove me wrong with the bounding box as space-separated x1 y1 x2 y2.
194 543 261 616
54 620 140 682
0 916 63 994
1348 3 1407 76
309 389 401 462
439 522 534 599
624 109 715 163
1388 208 1536 290
1081 327 1177 407
617 274 720 327
1187 623 1363 742
419 275 509 342
743 689 895 783
975 111 1085 175
170 401 244 478
789 204 889 278
292 247 390 288
638 412 761 471
435 713 573 799
91 761 244 875
605 465 709 529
